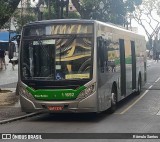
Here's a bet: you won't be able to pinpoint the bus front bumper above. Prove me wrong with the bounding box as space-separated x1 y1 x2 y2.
20 92 98 113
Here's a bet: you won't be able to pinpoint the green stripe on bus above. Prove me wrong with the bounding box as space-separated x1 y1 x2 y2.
26 86 86 100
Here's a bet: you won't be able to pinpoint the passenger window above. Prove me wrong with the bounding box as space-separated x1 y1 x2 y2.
97 37 105 73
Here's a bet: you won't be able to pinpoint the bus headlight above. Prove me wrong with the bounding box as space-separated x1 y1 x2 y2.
20 86 27 95
19 86 33 99
76 83 96 100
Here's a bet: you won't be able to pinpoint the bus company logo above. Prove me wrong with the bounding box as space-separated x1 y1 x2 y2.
2 134 11 139
35 95 48 98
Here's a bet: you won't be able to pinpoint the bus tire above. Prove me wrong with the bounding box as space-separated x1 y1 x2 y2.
137 75 142 95
109 85 117 113
25 112 31 114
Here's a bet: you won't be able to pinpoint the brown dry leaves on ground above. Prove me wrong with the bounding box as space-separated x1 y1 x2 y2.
0 91 19 106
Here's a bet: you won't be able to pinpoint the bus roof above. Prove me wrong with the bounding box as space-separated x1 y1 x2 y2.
25 19 95 26
24 19 144 38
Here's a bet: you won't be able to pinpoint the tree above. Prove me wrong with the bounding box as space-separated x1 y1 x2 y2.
71 0 142 25
133 0 160 50
125 0 142 12
0 0 20 28
43 0 56 19
41 0 80 20
13 0 37 33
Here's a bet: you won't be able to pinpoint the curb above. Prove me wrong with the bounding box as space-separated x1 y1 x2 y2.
0 88 16 92
0 111 43 125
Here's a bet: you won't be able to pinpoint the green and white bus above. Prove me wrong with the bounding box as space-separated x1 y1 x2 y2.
18 19 146 113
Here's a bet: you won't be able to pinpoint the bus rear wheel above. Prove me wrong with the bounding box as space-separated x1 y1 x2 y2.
137 76 142 95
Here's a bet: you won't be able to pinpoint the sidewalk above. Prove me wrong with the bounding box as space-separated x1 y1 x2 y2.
0 54 26 121
0 90 27 121
0 54 18 87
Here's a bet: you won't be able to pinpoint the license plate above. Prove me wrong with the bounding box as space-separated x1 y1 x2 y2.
48 106 63 111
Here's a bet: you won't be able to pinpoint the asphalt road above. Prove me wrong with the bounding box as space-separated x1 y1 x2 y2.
0 60 160 142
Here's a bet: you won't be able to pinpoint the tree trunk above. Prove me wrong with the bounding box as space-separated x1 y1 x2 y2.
148 38 153 50
71 0 91 19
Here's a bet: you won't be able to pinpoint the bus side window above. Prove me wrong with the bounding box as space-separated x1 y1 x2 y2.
104 40 109 72
97 37 105 73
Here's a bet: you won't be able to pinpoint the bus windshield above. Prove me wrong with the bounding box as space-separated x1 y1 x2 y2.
21 35 93 81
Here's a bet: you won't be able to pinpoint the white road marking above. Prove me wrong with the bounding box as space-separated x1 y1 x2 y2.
156 110 160 115
118 75 160 114
148 85 153 89
120 89 150 114
155 77 160 83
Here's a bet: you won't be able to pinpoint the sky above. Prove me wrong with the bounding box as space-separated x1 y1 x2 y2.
132 20 147 39
132 12 160 41
30 0 39 7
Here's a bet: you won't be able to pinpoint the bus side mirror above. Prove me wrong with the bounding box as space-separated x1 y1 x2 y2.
8 43 14 59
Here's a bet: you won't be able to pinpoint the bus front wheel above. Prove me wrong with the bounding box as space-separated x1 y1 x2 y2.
109 87 117 113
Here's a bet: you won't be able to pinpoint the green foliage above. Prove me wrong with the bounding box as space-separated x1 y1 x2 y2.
12 1 36 33
81 0 99 11
43 0 56 19
43 0 80 19
67 12 80 19
125 0 142 12
0 1 11 19
43 8 57 20
0 0 20 28
109 0 126 24
72 0 142 25
43 0 60 20
80 0 126 25
14 12 36 33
